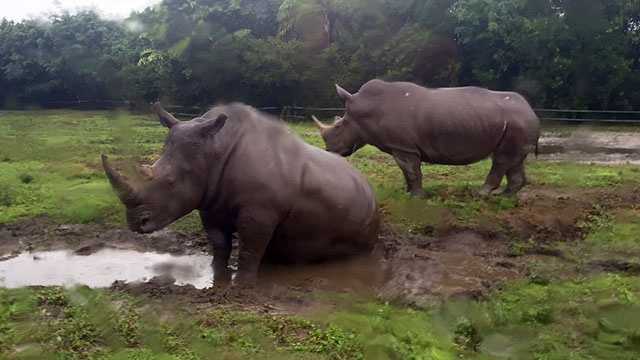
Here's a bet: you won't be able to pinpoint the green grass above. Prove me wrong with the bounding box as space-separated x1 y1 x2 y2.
0 110 198 230
318 275 640 360
2 275 640 359
0 287 378 359
1 111 639 230
584 210 640 254
448 274 640 359
2 110 640 359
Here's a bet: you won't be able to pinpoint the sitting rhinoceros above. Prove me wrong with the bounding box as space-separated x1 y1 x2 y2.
313 79 540 196
102 102 379 285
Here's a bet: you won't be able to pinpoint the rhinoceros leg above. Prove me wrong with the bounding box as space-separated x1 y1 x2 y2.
206 227 233 286
504 161 527 194
235 209 277 285
392 151 426 197
479 160 508 196
201 212 234 286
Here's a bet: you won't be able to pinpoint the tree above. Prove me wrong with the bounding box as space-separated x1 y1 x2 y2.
0 0 638 110
454 0 636 108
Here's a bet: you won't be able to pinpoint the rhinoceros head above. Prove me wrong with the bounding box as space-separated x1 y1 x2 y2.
102 103 227 234
312 84 365 157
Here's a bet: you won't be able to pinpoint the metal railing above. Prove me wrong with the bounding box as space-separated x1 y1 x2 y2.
534 109 640 123
168 105 640 124
17 100 640 124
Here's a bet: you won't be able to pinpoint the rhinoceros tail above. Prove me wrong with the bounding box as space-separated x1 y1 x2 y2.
535 138 539 158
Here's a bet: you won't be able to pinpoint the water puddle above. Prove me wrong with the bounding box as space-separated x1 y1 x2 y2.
0 249 214 289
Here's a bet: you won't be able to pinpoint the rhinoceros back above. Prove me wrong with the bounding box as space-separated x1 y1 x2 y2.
351 81 537 165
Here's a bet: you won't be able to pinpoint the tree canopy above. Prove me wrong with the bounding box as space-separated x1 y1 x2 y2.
1 0 638 109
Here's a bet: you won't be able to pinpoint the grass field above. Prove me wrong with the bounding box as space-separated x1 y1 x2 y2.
1 110 640 359
2 110 639 228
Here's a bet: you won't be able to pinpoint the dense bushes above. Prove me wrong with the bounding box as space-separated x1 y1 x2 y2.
0 0 638 109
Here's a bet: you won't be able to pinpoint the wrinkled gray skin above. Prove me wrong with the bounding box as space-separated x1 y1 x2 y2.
102 102 379 286
314 79 541 196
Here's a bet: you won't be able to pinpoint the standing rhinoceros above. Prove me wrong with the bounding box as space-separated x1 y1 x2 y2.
314 79 540 196
102 102 379 285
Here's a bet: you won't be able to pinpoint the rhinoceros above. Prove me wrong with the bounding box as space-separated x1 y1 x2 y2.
102 102 379 285
313 79 541 196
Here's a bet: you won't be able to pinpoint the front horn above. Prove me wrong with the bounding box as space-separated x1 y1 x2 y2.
312 115 332 130
151 102 179 128
101 155 140 206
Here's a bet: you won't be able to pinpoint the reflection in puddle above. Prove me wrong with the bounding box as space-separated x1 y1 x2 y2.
0 249 213 289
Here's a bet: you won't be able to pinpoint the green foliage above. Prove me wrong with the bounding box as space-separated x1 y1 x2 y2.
434 275 640 359
3 0 636 109
0 12 148 107
161 325 200 360
114 300 142 347
37 287 69 307
18 173 34 184
453 0 639 109
585 210 640 254
52 306 101 357
294 325 363 359
2 277 640 359
453 317 481 352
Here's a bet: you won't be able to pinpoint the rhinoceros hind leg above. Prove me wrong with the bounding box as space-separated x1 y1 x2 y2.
479 160 508 196
503 162 527 195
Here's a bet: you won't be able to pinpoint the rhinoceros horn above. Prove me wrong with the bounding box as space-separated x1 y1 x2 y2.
312 115 332 130
151 102 179 128
101 154 140 206
335 84 353 101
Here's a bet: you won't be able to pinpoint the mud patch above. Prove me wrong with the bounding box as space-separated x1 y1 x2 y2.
588 260 640 275
1 185 638 310
0 249 213 289
379 231 521 307
493 186 640 244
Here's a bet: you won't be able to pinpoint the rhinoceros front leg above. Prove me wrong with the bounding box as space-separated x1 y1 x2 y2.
201 218 233 286
392 151 425 197
235 209 276 286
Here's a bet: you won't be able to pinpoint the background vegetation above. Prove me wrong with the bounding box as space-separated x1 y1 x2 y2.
0 0 639 110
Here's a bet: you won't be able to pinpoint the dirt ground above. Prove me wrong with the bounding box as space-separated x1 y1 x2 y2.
539 130 640 164
1 126 638 312
1 184 638 313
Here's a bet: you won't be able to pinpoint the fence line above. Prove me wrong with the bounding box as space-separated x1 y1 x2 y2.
536 117 640 124
21 100 640 124
536 108 640 114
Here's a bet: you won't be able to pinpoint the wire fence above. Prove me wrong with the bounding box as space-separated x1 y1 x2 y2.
534 109 640 124
12 100 640 124
171 105 640 124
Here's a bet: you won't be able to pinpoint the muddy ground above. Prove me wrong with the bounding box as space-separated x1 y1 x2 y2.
1 184 638 313
539 130 640 164
1 127 638 313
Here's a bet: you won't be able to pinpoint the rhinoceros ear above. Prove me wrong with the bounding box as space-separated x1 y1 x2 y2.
200 113 228 137
335 84 353 102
